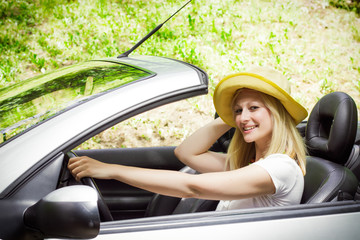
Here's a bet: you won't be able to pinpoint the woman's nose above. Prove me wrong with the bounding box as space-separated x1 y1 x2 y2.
239 109 251 122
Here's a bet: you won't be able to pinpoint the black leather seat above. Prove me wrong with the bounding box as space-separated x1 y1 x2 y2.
301 92 358 203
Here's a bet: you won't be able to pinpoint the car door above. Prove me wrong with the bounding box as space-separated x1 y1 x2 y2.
93 201 360 240
74 146 185 220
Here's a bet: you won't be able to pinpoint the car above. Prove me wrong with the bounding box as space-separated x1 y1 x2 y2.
1 52 360 240
0 55 208 239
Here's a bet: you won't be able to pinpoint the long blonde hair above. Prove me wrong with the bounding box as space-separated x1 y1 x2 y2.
226 90 307 175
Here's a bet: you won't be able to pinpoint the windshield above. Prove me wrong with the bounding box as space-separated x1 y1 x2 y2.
0 61 153 144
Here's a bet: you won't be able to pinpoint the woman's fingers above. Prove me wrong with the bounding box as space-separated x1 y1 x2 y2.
68 156 93 181
67 156 112 181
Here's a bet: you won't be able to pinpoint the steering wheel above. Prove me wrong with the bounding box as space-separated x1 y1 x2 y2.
66 151 114 222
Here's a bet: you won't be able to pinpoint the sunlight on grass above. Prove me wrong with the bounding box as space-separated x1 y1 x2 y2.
1 0 360 148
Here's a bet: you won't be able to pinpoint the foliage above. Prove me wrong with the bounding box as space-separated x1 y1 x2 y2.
329 0 360 13
0 0 359 147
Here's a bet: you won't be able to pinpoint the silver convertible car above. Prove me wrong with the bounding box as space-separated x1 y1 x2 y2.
1 55 360 240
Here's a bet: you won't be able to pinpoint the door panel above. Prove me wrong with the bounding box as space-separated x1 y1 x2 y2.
74 146 185 220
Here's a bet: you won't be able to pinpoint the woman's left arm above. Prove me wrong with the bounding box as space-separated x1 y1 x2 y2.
68 156 275 200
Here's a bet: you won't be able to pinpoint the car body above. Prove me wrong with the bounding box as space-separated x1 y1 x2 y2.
1 55 360 240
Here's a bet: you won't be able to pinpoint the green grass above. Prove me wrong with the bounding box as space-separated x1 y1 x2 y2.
329 0 360 13
1 0 360 148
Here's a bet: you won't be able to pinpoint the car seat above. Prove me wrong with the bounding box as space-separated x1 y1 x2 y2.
301 91 359 203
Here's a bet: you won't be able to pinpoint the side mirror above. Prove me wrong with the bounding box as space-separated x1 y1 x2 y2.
24 185 100 239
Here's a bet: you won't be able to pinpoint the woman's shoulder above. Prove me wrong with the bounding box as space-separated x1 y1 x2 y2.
254 154 300 174
261 154 296 163
266 153 293 159
254 154 303 195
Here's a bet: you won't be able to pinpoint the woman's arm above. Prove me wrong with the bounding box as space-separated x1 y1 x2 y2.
68 156 275 200
174 117 232 173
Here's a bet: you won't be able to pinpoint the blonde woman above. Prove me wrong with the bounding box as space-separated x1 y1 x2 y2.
68 66 308 210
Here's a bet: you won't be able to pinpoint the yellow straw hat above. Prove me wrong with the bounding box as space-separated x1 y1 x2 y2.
213 66 308 127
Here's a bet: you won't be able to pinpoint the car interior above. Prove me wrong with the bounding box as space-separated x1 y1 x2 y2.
66 91 360 222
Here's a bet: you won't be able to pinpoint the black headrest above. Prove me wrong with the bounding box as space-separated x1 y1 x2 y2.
306 92 358 165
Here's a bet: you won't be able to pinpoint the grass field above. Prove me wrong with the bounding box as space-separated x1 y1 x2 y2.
1 0 359 148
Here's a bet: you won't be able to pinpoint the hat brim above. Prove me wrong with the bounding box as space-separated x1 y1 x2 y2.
213 73 308 127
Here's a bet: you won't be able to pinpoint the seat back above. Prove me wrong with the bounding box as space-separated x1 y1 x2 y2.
301 156 358 203
302 92 359 203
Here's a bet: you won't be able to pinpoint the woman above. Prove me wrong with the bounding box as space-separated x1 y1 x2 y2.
68 66 308 210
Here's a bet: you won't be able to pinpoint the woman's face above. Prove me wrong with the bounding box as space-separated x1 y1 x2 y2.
233 89 273 147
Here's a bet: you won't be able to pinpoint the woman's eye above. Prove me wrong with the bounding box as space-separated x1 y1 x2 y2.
250 106 259 110
234 108 242 114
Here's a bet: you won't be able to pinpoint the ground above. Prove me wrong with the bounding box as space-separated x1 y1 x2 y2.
77 95 214 149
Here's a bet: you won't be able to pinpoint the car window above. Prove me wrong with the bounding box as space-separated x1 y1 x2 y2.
75 97 213 149
0 61 154 144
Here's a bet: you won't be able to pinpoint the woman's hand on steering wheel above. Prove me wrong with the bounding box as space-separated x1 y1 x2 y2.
67 155 112 181
66 151 114 221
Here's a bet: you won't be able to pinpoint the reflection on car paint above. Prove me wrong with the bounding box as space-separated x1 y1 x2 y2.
0 61 153 143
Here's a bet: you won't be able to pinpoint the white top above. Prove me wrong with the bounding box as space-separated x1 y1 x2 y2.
216 154 304 211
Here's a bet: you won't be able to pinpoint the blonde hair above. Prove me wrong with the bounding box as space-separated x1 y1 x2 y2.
226 90 307 175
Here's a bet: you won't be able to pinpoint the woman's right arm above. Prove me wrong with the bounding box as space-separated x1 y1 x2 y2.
174 117 232 173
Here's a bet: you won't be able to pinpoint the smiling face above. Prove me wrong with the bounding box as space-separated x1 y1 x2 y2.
232 89 273 149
